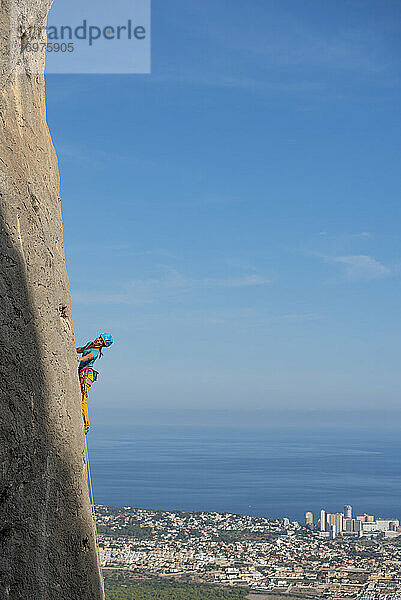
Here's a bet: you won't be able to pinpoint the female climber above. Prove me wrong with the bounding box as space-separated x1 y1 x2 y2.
77 333 114 434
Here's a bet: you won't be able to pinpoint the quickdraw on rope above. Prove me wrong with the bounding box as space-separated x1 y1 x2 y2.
84 435 107 600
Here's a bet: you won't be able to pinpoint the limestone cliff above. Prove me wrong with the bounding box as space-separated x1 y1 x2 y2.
0 2 104 598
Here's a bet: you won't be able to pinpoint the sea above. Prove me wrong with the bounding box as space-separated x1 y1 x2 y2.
87 425 401 522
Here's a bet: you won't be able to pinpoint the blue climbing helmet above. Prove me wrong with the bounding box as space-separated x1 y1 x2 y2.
100 332 114 347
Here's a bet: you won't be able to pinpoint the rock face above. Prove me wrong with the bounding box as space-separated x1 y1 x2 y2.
0 2 104 599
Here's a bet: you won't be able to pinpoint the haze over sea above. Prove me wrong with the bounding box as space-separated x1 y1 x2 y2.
88 412 401 522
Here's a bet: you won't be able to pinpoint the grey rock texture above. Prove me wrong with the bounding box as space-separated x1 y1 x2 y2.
0 2 105 599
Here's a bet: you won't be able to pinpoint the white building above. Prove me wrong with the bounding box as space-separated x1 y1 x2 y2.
361 519 399 534
320 510 326 532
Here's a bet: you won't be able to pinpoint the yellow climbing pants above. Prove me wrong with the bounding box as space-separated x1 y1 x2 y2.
79 369 95 433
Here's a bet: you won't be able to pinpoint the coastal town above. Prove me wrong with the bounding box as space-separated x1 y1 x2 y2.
96 504 401 599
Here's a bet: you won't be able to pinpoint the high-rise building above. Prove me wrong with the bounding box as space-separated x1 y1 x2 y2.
344 505 352 519
320 510 326 532
354 520 362 534
325 512 343 533
329 524 336 539
326 513 334 526
335 513 344 534
305 512 313 526
345 518 353 533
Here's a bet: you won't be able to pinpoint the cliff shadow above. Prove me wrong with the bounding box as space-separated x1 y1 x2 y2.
0 198 103 598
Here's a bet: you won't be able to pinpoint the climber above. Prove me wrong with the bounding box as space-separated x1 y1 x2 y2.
77 333 114 434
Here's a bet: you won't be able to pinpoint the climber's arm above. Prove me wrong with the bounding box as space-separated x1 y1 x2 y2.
78 353 95 363
76 346 85 353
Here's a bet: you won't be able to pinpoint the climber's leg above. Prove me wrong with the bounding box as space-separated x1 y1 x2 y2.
81 384 90 434
79 369 95 434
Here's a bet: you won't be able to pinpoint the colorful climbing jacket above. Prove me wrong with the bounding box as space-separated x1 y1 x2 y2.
79 343 101 370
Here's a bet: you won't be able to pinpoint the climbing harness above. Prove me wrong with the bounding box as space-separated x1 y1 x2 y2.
84 435 107 599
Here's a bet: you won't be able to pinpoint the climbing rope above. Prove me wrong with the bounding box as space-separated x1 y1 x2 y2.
84 435 107 600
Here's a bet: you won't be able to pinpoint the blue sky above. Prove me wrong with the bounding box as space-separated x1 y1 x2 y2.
46 0 401 426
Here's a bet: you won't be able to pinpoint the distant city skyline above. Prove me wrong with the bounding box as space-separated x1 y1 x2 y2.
305 503 400 539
